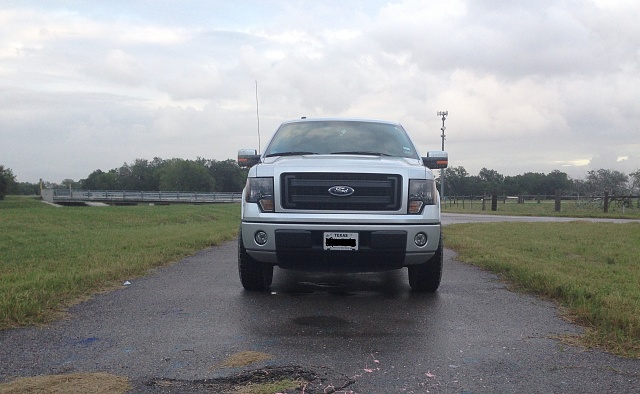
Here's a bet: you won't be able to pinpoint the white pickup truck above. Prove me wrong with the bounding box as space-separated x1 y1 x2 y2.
238 118 448 292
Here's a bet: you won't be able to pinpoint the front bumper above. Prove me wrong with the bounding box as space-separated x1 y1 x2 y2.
241 222 441 272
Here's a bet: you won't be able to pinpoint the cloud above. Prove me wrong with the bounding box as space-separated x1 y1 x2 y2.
0 1 639 184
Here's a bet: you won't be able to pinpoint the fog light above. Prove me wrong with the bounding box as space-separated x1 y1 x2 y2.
414 232 428 247
254 231 268 246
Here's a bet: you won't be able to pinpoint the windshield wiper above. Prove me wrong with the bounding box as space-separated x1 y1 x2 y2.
330 151 392 156
264 151 317 158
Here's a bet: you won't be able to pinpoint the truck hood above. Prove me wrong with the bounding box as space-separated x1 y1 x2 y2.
251 154 432 179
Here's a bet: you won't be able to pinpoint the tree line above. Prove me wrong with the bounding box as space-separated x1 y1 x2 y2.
1 160 639 199
443 167 640 197
79 158 247 193
0 158 248 199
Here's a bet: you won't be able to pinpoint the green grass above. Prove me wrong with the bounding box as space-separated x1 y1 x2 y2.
442 198 640 219
0 196 240 329
444 221 640 357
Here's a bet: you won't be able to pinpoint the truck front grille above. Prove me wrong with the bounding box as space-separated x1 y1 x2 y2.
281 172 402 211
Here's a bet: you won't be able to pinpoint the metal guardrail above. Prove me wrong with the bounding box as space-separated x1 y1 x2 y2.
42 189 242 204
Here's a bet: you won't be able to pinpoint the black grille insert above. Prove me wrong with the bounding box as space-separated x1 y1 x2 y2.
281 172 402 211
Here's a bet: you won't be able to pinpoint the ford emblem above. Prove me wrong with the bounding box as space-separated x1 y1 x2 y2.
328 186 355 197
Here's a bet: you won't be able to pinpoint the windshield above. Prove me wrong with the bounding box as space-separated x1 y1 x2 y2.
263 120 420 159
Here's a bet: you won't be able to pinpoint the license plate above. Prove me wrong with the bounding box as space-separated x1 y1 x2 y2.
324 232 358 251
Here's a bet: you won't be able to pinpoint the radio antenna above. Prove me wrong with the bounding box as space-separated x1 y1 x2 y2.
255 80 261 153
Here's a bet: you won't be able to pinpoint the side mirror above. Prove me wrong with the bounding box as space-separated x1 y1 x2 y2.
422 151 448 169
238 149 261 168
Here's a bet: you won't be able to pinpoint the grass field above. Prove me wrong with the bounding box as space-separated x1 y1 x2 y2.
442 198 640 219
444 221 640 357
0 196 240 329
1 195 639 358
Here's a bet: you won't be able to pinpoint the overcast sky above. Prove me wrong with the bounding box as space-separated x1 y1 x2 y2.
1 0 639 184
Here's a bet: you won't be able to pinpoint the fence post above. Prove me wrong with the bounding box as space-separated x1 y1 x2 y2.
555 189 561 212
604 190 609 213
491 192 498 211
482 195 486 211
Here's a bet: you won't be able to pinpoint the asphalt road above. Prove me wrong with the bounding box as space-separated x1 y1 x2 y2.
1 214 639 393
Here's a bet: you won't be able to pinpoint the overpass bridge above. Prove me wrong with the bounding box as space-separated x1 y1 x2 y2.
41 189 242 206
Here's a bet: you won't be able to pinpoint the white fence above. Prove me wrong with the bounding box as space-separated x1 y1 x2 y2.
42 189 242 204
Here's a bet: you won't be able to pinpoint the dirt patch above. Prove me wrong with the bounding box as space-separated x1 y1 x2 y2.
141 366 354 394
0 366 354 394
0 372 130 394
214 351 273 369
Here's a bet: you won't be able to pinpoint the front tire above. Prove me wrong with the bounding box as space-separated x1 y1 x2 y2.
408 234 443 292
238 228 273 291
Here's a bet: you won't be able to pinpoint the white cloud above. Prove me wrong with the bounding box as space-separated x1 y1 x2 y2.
0 1 639 184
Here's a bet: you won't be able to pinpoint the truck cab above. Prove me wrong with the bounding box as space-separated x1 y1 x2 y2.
238 118 448 292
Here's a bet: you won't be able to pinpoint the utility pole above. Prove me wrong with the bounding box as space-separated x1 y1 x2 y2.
437 111 448 200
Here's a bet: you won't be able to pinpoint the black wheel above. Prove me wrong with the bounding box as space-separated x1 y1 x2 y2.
238 228 273 291
408 233 443 292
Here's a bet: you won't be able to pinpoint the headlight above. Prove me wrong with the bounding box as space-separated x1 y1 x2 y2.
245 177 274 212
408 179 437 214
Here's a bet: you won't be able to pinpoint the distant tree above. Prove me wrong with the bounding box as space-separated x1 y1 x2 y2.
205 159 247 192
117 159 162 191
571 178 588 196
503 171 573 196
60 179 81 190
158 159 215 192
17 182 40 195
629 169 640 195
544 170 573 195
467 175 484 196
444 166 469 196
40 180 61 189
0 165 18 200
584 169 629 195
115 163 134 190
504 172 544 195
81 169 119 190
79 157 228 192
478 168 505 194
